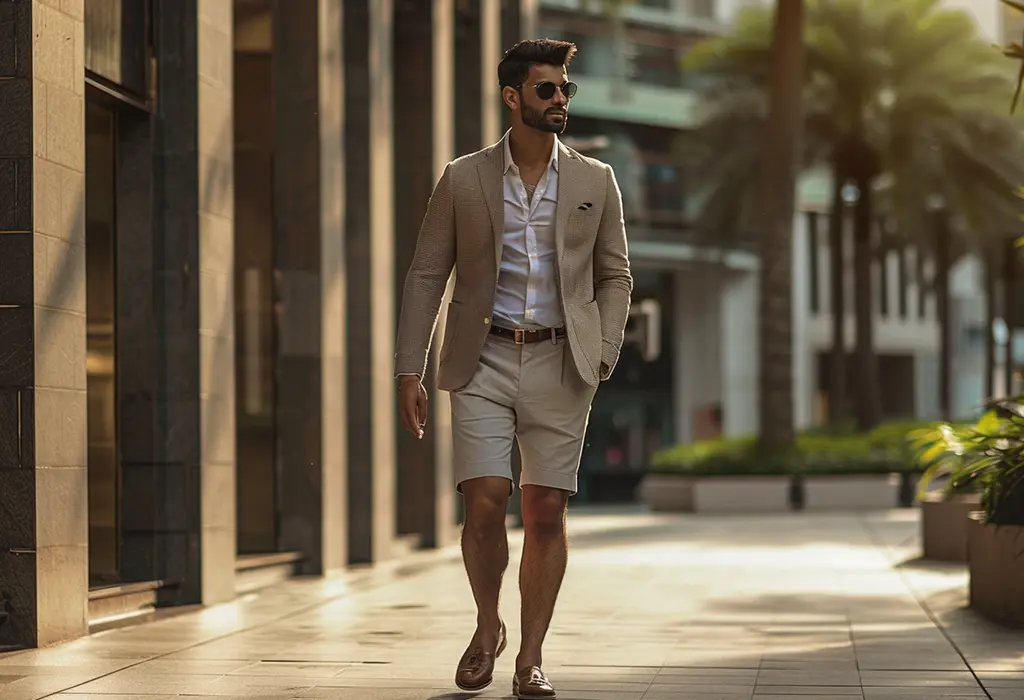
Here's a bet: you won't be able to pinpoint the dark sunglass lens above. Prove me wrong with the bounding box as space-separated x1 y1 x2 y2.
535 82 556 100
562 81 578 99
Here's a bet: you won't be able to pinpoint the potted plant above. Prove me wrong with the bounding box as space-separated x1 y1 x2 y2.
639 436 794 513
909 422 983 562
941 399 1024 625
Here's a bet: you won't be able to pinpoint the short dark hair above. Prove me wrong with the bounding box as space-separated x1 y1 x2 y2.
497 39 577 90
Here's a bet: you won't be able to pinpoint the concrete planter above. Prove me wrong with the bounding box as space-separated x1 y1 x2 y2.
802 473 900 510
967 513 1024 626
920 492 981 562
638 474 791 514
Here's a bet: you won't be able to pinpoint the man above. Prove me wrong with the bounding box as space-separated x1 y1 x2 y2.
394 39 632 699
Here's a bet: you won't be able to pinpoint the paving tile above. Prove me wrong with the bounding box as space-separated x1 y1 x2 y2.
861 688 987 698
756 669 861 685
753 697 863 700
754 686 867 695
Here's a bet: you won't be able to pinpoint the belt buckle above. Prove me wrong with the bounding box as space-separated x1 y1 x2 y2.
513 328 526 345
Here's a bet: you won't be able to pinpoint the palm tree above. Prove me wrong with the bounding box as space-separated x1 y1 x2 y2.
682 0 1024 430
756 0 806 449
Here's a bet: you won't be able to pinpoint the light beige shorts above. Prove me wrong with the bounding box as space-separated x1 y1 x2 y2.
449 331 598 495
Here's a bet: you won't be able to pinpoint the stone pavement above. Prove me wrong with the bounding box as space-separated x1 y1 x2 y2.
2 507 1024 700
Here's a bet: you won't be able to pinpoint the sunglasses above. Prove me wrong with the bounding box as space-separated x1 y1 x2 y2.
518 80 578 101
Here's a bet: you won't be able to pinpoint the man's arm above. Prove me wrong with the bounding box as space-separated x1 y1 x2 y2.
594 164 633 380
394 163 457 378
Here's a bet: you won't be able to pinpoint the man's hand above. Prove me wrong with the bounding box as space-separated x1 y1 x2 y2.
399 375 428 439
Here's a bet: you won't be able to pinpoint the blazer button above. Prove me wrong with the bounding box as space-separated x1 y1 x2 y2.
483 317 490 325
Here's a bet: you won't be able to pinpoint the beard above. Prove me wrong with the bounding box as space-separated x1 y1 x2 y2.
521 103 567 134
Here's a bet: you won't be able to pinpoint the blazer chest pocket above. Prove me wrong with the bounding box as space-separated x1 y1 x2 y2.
568 206 602 236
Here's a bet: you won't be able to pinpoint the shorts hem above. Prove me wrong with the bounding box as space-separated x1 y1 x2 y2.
519 468 579 495
455 465 515 495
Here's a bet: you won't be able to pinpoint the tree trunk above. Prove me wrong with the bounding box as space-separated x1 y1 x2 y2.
852 175 881 431
935 211 951 420
1005 237 1018 397
827 169 847 426
756 0 805 451
985 245 997 398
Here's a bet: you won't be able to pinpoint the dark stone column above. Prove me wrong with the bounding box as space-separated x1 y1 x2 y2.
393 0 457 549
0 0 89 648
124 0 236 605
344 0 398 564
454 1 483 157
272 0 348 574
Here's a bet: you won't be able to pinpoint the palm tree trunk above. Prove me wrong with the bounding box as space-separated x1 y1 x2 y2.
756 0 805 450
935 211 951 419
1005 236 1018 397
852 175 881 431
985 245 997 398
827 170 847 426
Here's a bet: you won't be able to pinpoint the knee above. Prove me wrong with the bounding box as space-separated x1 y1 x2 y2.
522 489 567 538
463 478 510 532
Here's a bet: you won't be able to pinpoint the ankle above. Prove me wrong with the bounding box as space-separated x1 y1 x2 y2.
476 613 502 631
515 650 542 670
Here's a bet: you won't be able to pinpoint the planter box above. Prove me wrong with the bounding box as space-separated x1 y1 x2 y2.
968 513 1024 626
920 492 981 562
637 474 791 514
802 473 900 510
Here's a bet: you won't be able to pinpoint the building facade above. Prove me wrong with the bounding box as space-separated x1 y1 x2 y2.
0 0 536 650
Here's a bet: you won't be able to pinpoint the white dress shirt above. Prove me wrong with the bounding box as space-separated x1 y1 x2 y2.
491 135 564 330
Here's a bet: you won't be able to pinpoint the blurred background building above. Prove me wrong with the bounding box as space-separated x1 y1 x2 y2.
549 0 1017 501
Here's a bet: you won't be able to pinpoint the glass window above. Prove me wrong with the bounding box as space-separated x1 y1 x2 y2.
629 42 682 88
85 100 120 586
685 0 715 18
645 161 686 221
85 0 149 96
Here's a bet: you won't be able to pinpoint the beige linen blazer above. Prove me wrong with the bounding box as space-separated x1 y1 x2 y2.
394 134 633 391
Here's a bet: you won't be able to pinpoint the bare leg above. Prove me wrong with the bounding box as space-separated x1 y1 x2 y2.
516 485 569 670
461 476 511 644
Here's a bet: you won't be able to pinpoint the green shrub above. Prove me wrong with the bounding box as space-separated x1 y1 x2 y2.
650 420 942 478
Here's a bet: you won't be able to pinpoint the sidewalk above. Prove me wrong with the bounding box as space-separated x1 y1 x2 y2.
1 507 1023 700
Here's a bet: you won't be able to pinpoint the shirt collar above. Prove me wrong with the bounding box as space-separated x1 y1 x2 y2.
502 131 560 174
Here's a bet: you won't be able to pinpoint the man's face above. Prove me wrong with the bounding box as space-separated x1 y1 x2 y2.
517 63 571 134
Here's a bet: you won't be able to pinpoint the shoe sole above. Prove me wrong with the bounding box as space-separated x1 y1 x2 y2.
512 684 557 700
454 632 508 692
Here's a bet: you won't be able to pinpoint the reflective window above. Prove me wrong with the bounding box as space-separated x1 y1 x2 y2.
85 101 120 586
644 160 686 221
85 0 149 96
629 42 681 87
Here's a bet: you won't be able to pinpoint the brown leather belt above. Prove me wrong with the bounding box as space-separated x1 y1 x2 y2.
490 325 566 344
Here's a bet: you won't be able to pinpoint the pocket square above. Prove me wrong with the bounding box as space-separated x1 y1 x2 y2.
577 202 593 210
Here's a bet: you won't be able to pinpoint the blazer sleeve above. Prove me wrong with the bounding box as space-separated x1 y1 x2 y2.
594 164 633 378
394 162 457 378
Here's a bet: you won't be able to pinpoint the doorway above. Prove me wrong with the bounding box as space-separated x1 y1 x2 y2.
85 100 120 586
234 2 280 555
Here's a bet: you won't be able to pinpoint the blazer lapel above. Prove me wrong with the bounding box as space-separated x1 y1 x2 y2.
476 144 505 279
555 143 588 264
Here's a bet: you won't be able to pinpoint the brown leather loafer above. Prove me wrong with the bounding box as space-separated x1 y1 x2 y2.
454 621 507 691
512 665 556 699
